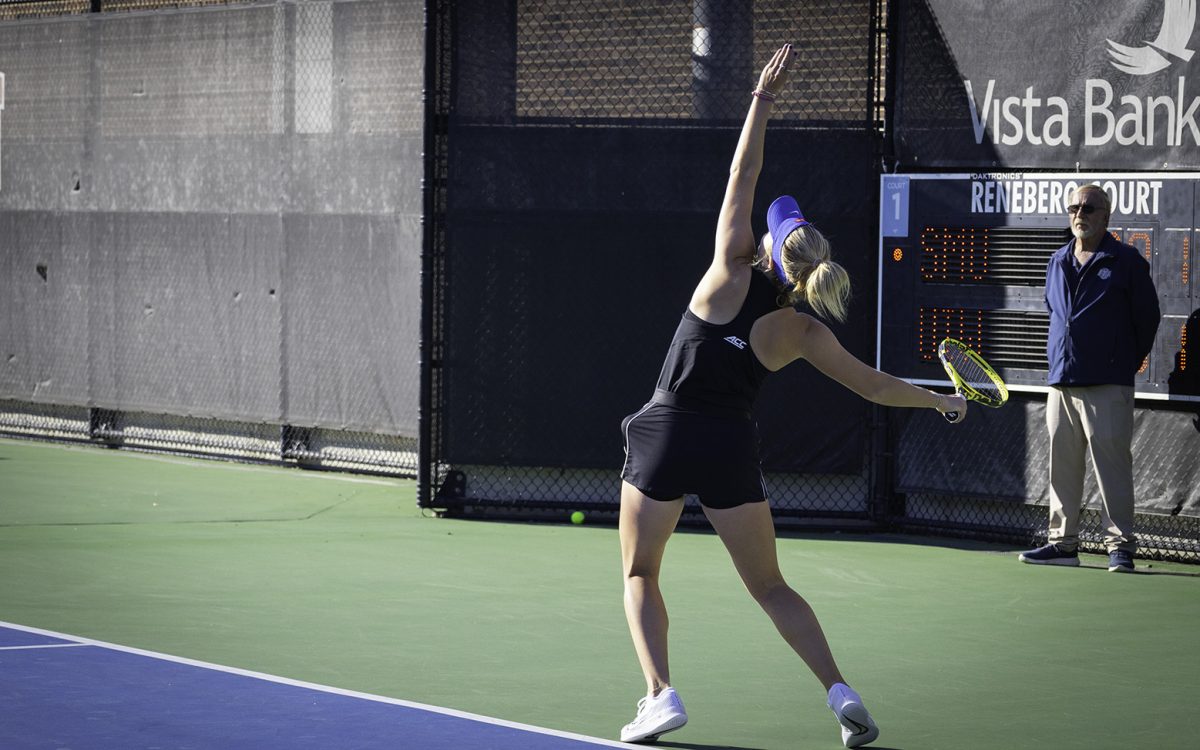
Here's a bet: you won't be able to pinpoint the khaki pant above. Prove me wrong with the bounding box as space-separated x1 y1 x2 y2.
1046 385 1137 553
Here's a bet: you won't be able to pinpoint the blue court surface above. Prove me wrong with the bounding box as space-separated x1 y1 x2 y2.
0 622 636 750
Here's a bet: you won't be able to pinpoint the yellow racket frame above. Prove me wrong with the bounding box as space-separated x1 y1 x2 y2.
937 338 1009 408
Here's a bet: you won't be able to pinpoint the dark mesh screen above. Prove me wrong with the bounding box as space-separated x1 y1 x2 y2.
425 1 886 526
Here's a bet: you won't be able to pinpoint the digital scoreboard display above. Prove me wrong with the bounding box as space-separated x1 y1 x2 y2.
877 173 1198 401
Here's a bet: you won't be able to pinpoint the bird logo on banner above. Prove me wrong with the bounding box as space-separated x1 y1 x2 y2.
1107 0 1196 75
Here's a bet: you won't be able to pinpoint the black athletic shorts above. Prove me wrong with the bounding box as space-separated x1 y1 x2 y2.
620 398 767 510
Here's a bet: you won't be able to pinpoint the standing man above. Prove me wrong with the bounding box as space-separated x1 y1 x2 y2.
1019 184 1160 572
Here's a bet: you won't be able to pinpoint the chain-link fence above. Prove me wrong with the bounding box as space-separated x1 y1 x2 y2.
0 0 90 21
420 0 888 529
0 0 424 474
886 395 1200 563
898 491 1200 562
873 0 1200 562
420 0 1198 564
3 0 1195 564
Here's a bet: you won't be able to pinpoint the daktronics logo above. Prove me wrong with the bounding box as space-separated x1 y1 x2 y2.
962 1 1199 149
1108 0 1196 75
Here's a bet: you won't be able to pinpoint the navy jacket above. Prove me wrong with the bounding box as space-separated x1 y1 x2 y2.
1044 233 1160 387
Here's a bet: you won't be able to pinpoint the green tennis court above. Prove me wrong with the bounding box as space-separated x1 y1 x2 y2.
2 437 1196 750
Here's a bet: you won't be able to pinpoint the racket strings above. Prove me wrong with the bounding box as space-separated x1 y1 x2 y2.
945 348 1004 401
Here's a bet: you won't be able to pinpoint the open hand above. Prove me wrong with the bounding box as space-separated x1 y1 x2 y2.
756 44 793 98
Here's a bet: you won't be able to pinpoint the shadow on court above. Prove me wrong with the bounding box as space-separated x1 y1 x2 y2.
1072 563 1200 577
657 743 903 750
655 741 767 750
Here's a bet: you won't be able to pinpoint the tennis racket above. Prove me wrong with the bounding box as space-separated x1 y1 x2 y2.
938 338 1008 423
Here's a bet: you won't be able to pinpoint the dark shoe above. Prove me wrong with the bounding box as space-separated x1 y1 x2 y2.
1018 543 1080 566
1108 549 1135 573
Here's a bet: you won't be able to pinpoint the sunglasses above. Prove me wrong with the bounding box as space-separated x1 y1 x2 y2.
1067 203 1102 216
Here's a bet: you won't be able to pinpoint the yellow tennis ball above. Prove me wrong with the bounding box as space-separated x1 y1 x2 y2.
570 511 585 525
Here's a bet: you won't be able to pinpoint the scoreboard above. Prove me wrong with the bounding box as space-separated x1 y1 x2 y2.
877 173 1198 402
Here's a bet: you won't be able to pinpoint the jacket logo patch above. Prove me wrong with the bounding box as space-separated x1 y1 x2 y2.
724 336 748 349
1098 268 1112 280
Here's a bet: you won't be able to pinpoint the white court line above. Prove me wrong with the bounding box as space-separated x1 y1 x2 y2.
0 621 639 749
0 643 90 651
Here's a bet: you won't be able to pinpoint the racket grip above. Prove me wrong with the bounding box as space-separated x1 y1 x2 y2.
941 388 963 423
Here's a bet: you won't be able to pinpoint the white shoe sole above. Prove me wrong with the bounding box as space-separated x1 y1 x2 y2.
620 713 687 743
837 702 879 749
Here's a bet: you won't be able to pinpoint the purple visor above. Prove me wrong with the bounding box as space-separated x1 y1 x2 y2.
767 195 810 285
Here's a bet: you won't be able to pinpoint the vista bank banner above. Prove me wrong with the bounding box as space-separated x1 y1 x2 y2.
894 0 1200 169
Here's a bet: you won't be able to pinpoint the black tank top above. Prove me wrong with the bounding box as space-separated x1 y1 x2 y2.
652 270 781 416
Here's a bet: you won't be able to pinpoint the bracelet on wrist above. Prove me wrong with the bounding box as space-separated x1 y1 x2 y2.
752 89 777 102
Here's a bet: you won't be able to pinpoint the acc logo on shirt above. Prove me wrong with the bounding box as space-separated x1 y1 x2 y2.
1098 268 1112 280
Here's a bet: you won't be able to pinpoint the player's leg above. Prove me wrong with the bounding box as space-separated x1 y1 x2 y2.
702 499 844 687
704 499 878 748
619 481 684 695
618 482 688 742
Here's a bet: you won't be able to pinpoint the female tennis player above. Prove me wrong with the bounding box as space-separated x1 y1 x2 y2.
617 44 966 748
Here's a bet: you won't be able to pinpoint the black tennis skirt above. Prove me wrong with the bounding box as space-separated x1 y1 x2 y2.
620 395 767 510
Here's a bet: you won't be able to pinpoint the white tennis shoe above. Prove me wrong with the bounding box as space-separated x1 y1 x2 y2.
619 687 688 743
827 682 879 748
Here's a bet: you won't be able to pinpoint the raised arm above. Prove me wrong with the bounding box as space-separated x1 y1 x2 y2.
713 44 793 268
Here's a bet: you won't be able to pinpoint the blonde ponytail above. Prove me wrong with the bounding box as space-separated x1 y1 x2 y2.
757 224 850 322
802 259 850 323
